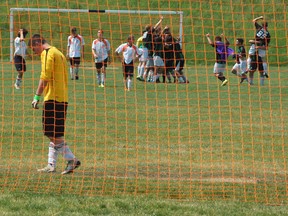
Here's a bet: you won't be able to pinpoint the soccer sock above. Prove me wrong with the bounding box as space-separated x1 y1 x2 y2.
48 142 59 167
54 142 75 161
140 66 145 77
249 72 254 84
97 73 101 85
101 73 105 85
15 76 22 86
74 67 79 76
148 70 153 81
137 65 141 77
70 67 74 79
263 62 268 75
182 75 187 83
127 79 132 89
260 73 265 86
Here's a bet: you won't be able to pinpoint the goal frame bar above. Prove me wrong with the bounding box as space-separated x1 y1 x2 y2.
9 8 183 62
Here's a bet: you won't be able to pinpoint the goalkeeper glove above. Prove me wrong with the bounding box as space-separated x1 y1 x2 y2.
32 95 40 109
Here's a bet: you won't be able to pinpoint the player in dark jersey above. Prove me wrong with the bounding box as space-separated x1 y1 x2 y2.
174 36 188 83
163 33 175 83
246 16 270 85
153 27 165 83
142 16 163 82
253 16 270 81
231 38 248 84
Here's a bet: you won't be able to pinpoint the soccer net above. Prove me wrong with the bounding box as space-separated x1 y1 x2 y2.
1 0 288 205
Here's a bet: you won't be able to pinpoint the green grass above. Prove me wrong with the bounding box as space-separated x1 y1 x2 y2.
1 0 288 215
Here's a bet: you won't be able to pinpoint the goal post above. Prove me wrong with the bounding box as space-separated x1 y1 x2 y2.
9 7 183 62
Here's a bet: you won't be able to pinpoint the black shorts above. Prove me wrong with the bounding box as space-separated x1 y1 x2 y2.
123 61 134 78
249 55 264 72
14 56 26 72
69 57 81 66
95 58 108 70
42 100 68 138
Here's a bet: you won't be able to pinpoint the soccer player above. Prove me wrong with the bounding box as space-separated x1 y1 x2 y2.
206 33 234 86
92 29 111 87
246 39 265 85
29 34 81 174
231 38 248 84
152 27 165 83
173 36 189 83
67 27 85 80
163 34 175 83
14 28 28 89
142 16 163 82
115 35 142 91
253 16 271 85
136 31 148 81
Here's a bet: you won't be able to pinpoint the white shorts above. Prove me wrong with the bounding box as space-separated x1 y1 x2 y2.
249 44 256 55
258 49 266 58
146 56 154 68
153 56 164 67
213 63 226 74
247 57 251 70
232 60 247 76
139 47 148 62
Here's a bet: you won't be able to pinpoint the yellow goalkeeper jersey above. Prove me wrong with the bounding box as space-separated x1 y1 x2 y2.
136 36 143 48
40 46 68 103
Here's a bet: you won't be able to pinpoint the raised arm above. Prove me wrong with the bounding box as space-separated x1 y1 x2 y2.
206 33 213 45
253 16 264 23
19 29 24 41
154 16 163 30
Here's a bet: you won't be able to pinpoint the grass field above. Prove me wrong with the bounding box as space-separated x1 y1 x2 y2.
1 0 288 215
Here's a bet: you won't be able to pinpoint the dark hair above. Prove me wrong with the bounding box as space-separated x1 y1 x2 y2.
145 25 152 32
17 28 28 38
236 38 244 44
28 34 46 47
215 36 222 41
262 21 268 28
164 35 173 43
71 27 77 33
127 35 134 40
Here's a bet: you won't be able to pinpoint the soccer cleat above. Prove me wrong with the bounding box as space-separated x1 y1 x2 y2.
240 77 247 84
100 84 105 88
75 75 79 80
264 72 269 78
14 83 20 90
37 164 56 173
61 159 81 175
221 79 228 86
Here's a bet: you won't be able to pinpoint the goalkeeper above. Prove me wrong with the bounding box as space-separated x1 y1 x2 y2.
29 34 81 175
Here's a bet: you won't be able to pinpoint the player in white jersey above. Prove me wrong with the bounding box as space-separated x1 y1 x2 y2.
67 27 85 80
136 32 148 81
14 28 28 89
115 35 142 91
92 30 111 87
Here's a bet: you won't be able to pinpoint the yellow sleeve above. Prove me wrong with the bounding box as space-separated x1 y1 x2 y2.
40 49 54 81
136 36 143 48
